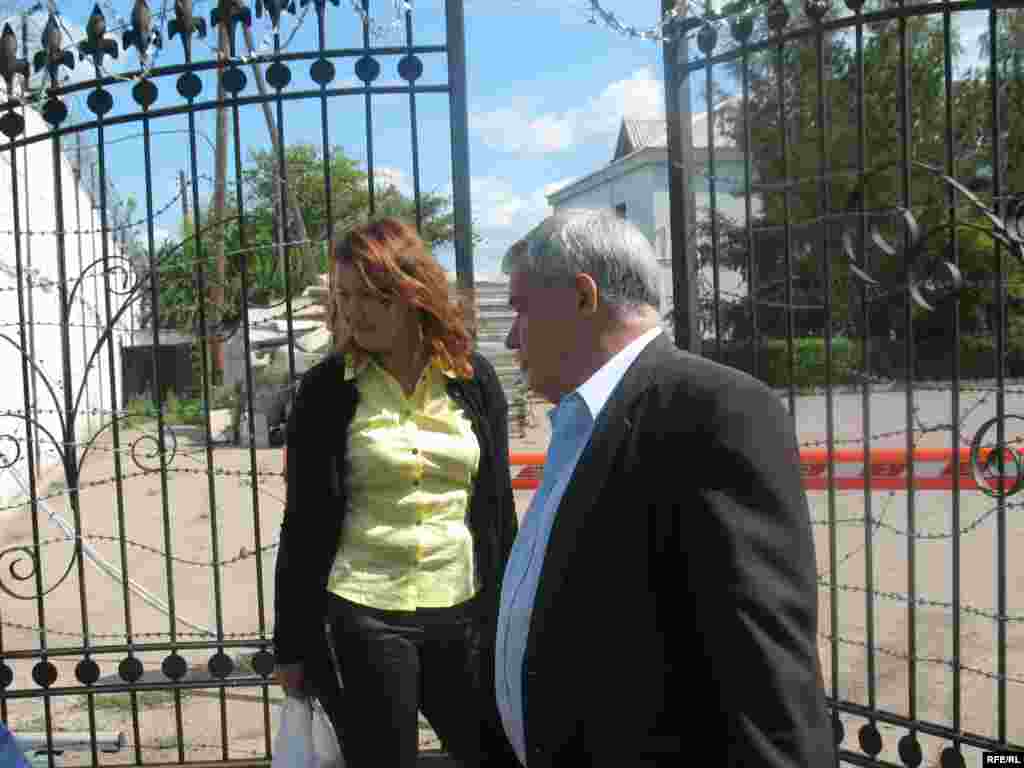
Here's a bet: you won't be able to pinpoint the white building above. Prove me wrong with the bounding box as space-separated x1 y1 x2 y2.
0 98 135 504
546 99 756 339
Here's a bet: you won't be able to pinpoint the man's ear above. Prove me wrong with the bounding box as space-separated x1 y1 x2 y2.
574 273 599 315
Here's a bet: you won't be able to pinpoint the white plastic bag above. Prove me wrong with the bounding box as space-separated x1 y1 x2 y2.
272 695 345 768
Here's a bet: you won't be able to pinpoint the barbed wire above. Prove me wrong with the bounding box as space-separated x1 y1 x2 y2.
0 464 283 513
820 631 1024 687
5 531 279 568
0 173 218 239
0 617 267 640
817 577 1024 625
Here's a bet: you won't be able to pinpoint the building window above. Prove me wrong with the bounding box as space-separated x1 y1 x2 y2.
614 203 626 219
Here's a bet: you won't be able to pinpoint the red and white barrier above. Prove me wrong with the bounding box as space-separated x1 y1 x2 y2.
510 447 1023 492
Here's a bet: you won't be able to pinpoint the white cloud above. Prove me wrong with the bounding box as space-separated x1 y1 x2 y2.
471 67 664 154
371 166 412 196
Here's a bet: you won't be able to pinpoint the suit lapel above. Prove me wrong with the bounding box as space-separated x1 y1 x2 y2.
525 335 675 657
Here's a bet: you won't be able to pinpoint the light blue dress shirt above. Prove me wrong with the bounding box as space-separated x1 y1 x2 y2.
494 327 663 766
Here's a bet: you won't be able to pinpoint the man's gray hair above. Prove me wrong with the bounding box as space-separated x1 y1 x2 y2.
501 209 662 314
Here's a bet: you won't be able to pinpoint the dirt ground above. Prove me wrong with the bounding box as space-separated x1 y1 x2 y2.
1 394 1023 767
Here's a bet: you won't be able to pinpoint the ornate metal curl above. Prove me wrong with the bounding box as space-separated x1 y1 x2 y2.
841 165 965 312
0 540 78 601
77 412 179 473
969 415 1024 499
0 432 21 469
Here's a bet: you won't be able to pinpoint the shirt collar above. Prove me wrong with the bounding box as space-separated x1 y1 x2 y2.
343 352 457 381
556 326 662 423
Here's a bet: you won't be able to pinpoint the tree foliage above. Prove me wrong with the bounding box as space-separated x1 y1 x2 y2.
705 5 1024 346
150 143 465 328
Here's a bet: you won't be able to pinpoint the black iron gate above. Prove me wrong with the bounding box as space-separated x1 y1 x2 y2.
0 0 472 764
664 0 1024 764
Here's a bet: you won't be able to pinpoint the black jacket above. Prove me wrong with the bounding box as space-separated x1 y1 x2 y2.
518 334 835 767
273 350 518 667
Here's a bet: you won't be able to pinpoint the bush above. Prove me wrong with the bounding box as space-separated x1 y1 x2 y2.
703 337 863 389
705 332 1024 388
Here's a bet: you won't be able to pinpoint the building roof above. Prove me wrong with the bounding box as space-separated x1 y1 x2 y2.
611 96 741 162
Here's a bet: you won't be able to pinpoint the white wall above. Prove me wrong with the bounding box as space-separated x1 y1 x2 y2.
0 105 135 504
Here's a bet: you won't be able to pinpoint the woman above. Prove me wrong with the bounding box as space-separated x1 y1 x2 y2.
273 217 519 768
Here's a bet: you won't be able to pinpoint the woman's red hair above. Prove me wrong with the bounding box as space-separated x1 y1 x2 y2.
331 217 475 378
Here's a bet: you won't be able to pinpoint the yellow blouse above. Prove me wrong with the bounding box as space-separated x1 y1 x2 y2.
327 353 481 611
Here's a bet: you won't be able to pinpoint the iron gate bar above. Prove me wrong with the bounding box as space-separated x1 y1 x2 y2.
775 26 796 415
942 4 962 745
0 84 452 152
703 41 721 358
853 1 878 725
363 0 377 216
3 44 450 102
740 30 757 380
406 8 422 232
687 0 1024 69
315 0 337 312
988 3 1009 742
446 0 473 293
834 697 1024 752
226 17 272 762
7 55 50 765
273 20 297 390
0 639 274 659
810 8 841 726
897 6 918 744
128 74 158 768
0 675 281 700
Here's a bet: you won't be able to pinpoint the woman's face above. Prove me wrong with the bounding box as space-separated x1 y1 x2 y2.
334 261 418 354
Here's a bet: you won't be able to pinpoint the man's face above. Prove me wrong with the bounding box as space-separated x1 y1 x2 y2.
505 269 581 404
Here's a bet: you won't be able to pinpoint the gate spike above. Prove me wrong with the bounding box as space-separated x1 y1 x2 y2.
0 23 30 96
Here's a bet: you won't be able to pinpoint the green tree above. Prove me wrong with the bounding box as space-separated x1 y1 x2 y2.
150 143 467 327
708 3 1024 347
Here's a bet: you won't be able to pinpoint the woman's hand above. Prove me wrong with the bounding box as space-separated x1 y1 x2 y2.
274 663 307 698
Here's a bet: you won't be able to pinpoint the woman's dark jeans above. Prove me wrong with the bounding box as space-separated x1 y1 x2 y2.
314 593 515 768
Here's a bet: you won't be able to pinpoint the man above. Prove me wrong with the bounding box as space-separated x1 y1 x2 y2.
494 209 836 767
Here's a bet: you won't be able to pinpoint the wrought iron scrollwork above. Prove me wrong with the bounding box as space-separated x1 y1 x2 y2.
0 540 78 600
842 164 966 312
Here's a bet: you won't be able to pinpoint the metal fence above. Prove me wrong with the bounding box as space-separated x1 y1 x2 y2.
0 0 473 764
663 0 1024 764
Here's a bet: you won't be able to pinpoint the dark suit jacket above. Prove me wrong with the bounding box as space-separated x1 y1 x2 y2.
519 333 835 767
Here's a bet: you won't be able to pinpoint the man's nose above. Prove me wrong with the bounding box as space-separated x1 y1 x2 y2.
505 318 519 350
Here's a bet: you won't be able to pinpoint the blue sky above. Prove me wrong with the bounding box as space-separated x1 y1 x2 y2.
5 0 995 285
